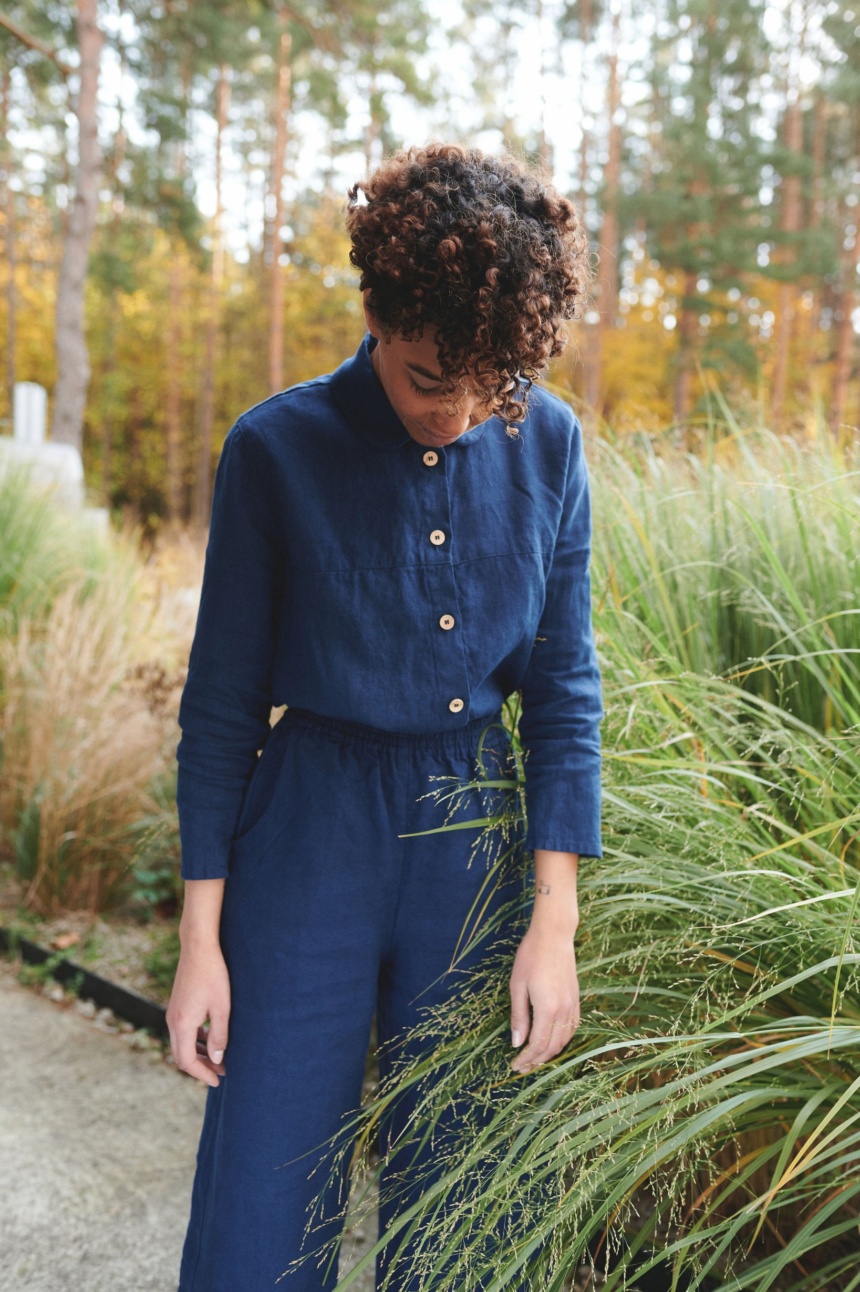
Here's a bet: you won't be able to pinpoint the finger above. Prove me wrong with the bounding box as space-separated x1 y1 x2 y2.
170 1018 222 1087
184 1056 223 1087
205 1007 230 1068
540 1018 578 1063
509 972 531 1049
511 1008 555 1070
538 1018 579 1064
513 1012 577 1071
194 1028 226 1076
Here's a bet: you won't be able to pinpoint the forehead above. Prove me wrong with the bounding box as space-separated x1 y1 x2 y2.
386 328 474 383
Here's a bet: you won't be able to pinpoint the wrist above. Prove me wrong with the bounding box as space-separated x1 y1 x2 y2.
530 848 579 936
528 900 579 939
179 877 226 950
178 922 222 952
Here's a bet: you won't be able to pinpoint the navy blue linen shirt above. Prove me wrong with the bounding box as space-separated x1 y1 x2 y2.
175 332 605 881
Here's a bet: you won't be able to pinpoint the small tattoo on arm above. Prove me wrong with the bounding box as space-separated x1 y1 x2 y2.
537 881 551 895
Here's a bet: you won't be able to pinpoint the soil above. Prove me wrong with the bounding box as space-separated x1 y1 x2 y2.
0 860 180 1005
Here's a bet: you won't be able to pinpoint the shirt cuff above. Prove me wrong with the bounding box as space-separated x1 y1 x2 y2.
176 765 241 880
522 769 603 858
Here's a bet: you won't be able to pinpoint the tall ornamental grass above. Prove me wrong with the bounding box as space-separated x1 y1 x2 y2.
0 462 183 914
592 428 859 733
299 428 860 1291
0 458 121 633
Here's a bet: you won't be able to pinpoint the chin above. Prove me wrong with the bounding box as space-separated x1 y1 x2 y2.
424 426 462 442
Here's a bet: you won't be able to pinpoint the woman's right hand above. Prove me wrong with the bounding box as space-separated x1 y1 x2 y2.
167 933 231 1088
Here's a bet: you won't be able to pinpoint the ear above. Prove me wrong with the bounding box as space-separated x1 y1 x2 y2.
362 288 379 337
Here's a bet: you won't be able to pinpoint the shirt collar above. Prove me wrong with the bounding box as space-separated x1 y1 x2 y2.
329 331 492 450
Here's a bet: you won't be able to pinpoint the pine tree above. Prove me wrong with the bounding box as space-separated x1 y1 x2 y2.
636 0 771 431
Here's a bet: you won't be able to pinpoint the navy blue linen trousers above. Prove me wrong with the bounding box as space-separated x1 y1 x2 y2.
177 704 530 1292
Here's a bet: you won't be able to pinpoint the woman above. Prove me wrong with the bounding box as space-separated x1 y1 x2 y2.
169 141 604 1291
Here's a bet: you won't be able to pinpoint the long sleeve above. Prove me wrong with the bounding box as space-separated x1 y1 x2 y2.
517 410 604 858
175 417 286 880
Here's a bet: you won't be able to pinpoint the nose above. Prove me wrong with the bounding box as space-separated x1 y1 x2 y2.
432 393 485 435
434 412 472 435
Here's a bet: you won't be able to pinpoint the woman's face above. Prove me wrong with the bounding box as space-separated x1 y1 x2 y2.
363 291 495 447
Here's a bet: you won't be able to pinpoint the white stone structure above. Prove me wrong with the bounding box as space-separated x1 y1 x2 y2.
0 381 109 534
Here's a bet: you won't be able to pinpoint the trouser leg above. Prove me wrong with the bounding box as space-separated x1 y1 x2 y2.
374 722 531 1292
178 721 400 1292
177 708 533 1292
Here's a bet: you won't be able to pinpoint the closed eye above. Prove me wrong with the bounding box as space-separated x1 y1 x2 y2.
408 377 439 397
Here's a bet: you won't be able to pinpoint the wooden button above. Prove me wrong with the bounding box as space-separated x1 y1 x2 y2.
430 529 446 545
448 697 464 713
439 614 455 630
423 450 439 466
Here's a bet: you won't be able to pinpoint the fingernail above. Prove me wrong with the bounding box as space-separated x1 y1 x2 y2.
511 1030 522 1047
211 1049 224 1063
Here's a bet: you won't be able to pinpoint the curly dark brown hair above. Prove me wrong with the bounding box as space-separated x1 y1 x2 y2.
345 141 593 427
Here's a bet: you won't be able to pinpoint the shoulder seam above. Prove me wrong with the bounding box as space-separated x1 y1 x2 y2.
237 375 333 424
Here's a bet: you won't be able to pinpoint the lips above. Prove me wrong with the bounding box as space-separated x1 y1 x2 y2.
406 416 462 443
428 432 464 446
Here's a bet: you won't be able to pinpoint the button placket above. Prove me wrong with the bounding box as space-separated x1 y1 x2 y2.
417 441 470 721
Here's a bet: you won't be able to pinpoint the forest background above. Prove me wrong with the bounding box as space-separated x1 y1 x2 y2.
1 0 858 536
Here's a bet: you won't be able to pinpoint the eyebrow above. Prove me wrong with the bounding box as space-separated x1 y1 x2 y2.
405 362 444 383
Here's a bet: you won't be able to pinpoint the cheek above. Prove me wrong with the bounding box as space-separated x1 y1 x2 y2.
402 392 441 419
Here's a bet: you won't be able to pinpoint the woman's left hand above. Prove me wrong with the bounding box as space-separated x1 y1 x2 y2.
509 921 580 1074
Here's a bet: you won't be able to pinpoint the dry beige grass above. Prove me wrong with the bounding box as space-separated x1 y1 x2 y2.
0 504 209 918
135 521 207 658
0 556 179 915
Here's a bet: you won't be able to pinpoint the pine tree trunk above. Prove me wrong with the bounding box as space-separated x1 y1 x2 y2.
195 63 230 527
674 170 708 435
165 254 183 523
99 20 129 506
576 32 590 211
584 13 621 418
829 195 859 441
268 20 291 394
126 379 142 530
806 91 826 341
164 56 191 526
364 68 380 175
0 65 16 423
50 0 103 450
673 269 698 435
535 0 553 174
770 96 803 430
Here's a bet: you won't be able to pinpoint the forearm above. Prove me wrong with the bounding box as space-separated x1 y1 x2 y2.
529 848 579 936
179 878 227 949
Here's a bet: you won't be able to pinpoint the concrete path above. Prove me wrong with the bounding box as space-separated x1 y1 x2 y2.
0 964 376 1292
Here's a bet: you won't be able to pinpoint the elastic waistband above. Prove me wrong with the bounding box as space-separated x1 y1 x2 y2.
281 705 507 755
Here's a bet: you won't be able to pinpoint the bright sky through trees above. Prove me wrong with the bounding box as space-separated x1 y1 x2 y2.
2 0 857 484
